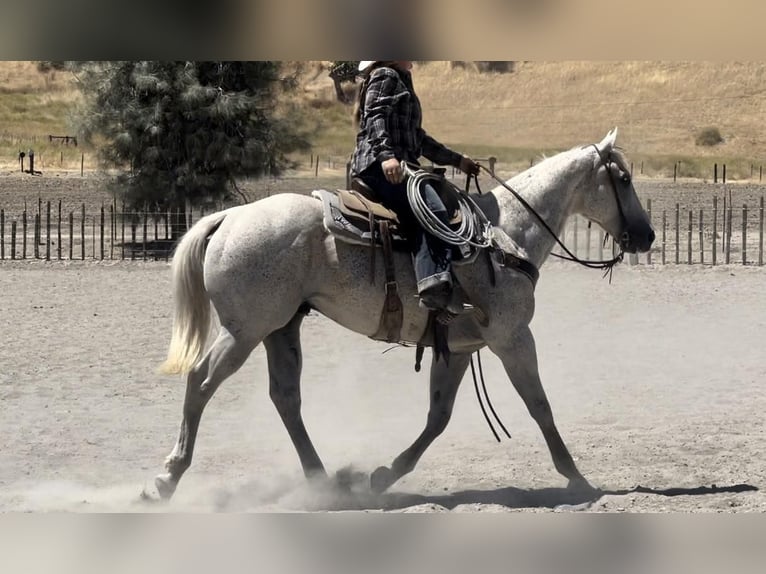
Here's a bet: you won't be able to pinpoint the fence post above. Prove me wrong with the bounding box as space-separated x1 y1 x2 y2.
687 209 692 264
100 205 105 260
700 208 705 264
723 164 727 184
661 210 666 265
81 204 85 260
45 201 51 261
110 204 115 260
122 204 126 261
69 211 73 260
727 190 733 263
759 196 764 266
585 219 591 260
22 210 27 259
57 201 62 260
0 209 4 260
675 203 680 264
714 163 718 184
11 221 16 260
712 196 717 266
742 204 748 265
34 214 39 258
646 198 652 265
721 192 727 253
725 197 732 264
130 216 136 261
142 210 148 261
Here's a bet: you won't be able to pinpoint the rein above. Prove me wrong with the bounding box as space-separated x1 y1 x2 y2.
477 159 625 278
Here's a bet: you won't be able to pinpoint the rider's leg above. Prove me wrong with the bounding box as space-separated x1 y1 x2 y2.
413 182 453 305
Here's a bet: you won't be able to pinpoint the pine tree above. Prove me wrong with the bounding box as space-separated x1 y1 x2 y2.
74 61 309 238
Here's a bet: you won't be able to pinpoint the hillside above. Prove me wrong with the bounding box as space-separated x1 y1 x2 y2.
2 61 766 177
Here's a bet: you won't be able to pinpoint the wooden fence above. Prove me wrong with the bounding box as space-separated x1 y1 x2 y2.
0 195 764 265
0 201 222 262
558 196 766 266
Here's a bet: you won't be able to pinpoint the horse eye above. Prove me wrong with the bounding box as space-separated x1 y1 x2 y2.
621 173 631 184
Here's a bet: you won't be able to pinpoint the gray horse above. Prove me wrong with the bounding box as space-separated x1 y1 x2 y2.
154 128 654 500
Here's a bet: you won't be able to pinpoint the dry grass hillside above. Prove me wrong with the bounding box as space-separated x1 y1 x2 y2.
295 60 766 179
2 60 766 177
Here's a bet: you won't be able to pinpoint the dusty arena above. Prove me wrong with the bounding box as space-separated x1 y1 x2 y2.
1 257 763 512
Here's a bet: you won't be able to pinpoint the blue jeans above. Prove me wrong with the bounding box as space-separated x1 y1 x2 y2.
358 164 452 294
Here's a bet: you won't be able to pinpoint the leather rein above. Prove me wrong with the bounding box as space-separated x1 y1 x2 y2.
474 145 628 278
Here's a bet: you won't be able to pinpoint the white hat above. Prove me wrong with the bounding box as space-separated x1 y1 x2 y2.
358 61 376 73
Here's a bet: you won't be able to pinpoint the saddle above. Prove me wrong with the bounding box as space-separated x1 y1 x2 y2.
310 171 497 365
310 169 461 251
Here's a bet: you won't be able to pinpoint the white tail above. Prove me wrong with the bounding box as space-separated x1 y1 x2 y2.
159 210 229 375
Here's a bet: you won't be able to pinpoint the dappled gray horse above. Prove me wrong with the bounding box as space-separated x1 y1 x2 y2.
154 128 654 499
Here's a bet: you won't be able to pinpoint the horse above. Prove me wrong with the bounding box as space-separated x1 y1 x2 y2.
152 128 655 501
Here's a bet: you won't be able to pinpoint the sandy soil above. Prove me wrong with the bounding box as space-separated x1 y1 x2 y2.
0 260 763 512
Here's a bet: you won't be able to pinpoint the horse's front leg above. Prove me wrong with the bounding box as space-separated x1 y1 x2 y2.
370 352 471 493
488 325 593 491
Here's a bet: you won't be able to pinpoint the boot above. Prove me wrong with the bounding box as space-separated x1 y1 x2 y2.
418 283 474 315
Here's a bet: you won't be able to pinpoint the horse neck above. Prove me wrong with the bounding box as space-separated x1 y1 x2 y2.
488 150 593 267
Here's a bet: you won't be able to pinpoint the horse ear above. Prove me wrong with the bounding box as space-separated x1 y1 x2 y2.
597 127 618 154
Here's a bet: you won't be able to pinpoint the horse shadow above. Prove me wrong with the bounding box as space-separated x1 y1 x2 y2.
138 470 758 512
369 482 759 512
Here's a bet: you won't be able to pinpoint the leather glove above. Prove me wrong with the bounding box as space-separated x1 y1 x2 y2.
458 156 480 176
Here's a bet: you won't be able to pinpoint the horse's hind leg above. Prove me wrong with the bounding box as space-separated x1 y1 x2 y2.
264 310 326 480
370 352 471 493
155 328 257 500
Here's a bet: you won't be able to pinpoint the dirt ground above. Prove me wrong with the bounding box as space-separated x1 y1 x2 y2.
0 259 763 513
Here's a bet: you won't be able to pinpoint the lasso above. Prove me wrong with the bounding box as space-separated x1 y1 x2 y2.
402 162 493 250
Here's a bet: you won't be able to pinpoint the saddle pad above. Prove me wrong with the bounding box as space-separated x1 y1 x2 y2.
311 189 407 247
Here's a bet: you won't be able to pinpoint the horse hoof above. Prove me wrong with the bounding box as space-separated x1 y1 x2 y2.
370 466 395 493
155 473 178 500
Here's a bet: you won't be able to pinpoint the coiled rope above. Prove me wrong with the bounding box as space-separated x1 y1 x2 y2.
402 162 494 250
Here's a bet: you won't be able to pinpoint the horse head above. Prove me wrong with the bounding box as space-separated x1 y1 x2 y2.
581 128 655 254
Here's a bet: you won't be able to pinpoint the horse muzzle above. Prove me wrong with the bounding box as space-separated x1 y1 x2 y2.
620 226 655 254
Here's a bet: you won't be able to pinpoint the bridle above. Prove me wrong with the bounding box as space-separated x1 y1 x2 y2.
476 144 630 277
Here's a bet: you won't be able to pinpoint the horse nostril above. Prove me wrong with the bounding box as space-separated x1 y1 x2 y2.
621 231 630 244
649 229 656 244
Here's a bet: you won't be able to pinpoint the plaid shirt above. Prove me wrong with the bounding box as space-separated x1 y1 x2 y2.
350 66 463 176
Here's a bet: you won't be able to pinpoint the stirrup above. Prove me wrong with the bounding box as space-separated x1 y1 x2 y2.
417 294 474 315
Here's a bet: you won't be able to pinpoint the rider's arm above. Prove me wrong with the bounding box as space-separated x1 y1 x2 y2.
420 130 463 168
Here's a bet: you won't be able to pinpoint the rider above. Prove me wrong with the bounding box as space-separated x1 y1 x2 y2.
350 60 480 313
